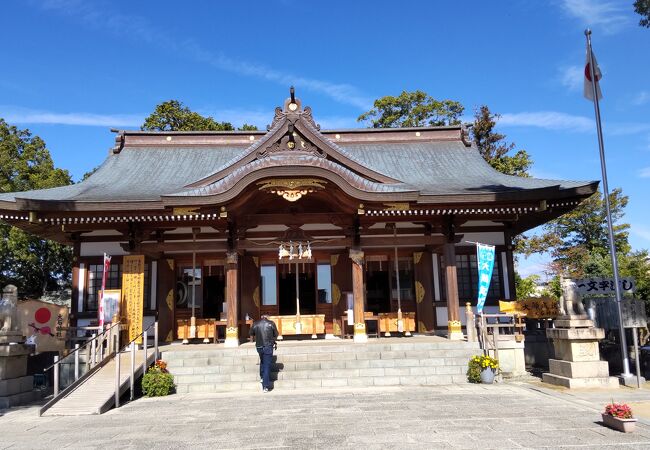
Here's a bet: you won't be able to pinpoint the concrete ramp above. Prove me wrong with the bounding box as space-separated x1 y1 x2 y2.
40 350 154 416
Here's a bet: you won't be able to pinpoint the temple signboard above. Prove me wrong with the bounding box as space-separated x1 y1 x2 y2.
122 255 145 344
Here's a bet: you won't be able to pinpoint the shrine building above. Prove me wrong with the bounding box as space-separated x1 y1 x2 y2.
0 93 598 346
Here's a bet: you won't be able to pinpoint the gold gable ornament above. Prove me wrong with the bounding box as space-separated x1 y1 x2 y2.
257 178 327 202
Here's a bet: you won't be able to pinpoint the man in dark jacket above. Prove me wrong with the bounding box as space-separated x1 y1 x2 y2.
249 315 279 392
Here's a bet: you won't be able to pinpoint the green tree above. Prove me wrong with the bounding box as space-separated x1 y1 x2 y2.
0 119 73 297
472 106 532 177
515 273 541 298
522 189 630 278
357 90 464 128
238 123 258 131
81 166 99 181
141 100 235 131
635 0 650 27
619 250 650 300
358 92 531 177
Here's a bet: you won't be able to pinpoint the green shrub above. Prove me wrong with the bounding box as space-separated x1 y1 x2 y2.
467 362 482 383
141 360 175 397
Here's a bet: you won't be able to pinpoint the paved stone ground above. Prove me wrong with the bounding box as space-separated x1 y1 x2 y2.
2 383 650 449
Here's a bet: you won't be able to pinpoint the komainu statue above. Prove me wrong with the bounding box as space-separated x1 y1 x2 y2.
0 285 19 332
558 277 588 318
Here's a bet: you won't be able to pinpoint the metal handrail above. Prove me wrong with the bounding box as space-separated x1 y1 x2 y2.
43 321 121 372
114 321 158 408
39 321 122 415
119 320 157 352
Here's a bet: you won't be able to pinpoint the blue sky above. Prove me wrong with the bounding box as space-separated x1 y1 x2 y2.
1 0 649 278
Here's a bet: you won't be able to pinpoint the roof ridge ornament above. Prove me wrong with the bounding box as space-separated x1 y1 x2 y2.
266 87 321 131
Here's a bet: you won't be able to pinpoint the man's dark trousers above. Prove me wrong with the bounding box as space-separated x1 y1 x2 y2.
257 344 273 390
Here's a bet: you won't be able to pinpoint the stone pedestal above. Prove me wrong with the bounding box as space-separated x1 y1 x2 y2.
0 336 39 409
543 319 618 388
490 338 527 377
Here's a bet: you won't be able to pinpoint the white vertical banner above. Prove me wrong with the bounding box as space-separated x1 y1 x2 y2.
98 253 111 327
77 263 85 313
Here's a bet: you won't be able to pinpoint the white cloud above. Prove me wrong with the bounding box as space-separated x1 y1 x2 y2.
498 111 593 132
630 223 650 243
1 105 142 127
639 167 650 178
559 65 583 91
560 0 632 34
37 0 371 110
608 122 650 136
632 91 650 106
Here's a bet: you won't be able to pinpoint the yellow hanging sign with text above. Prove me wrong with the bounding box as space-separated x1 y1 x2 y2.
122 255 145 344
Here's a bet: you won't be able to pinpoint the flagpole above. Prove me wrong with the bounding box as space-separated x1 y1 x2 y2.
585 29 631 378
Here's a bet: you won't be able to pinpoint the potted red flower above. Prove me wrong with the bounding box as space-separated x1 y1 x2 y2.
602 402 637 433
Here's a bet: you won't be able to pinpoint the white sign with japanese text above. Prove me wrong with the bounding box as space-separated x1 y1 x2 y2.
576 277 635 295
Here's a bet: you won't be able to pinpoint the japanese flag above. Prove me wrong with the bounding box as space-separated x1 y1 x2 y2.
584 47 602 101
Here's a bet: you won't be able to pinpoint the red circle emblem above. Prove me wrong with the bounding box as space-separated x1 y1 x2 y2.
35 307 52 324
584 63 601 82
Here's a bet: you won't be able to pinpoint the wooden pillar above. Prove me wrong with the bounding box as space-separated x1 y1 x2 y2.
504 229 516 300
70 239 81 329
413 251 435 333
443 242 463 340
156 259 175 343
240 255 260 321
330 254 352 336
349 248 367 343
224 250 239 347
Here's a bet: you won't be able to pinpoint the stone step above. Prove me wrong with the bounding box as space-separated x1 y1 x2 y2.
160 341 479 360
174 373 468 393
173 363 466 386
168 355 472 375
163 349 477 367
163 338 477 393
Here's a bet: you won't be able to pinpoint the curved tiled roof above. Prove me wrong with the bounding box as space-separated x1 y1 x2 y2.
339 141 589 195
0 146 243 203
165 153 416 200
0 127 596 208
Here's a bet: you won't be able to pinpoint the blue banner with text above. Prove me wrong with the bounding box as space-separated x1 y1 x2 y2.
476 243 495 313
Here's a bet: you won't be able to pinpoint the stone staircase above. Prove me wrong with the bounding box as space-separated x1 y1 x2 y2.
161 337 479 393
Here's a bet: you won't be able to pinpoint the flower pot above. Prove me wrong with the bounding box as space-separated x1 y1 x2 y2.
601 413 637 433
480 368 495 384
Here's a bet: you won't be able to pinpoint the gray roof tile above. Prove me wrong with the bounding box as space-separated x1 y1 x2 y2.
0 138 594 205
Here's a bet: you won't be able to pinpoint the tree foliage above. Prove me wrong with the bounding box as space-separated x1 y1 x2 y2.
141 100 236 131
520 187 650 303
515 273 540 298
635 0 650 27
0 119 73 297
358 91 532 177
521 189 630 277
357 90 464 128
472 106 532 177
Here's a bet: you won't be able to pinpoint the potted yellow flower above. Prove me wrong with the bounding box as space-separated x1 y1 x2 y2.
602 402 637 433
467 354 499 384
